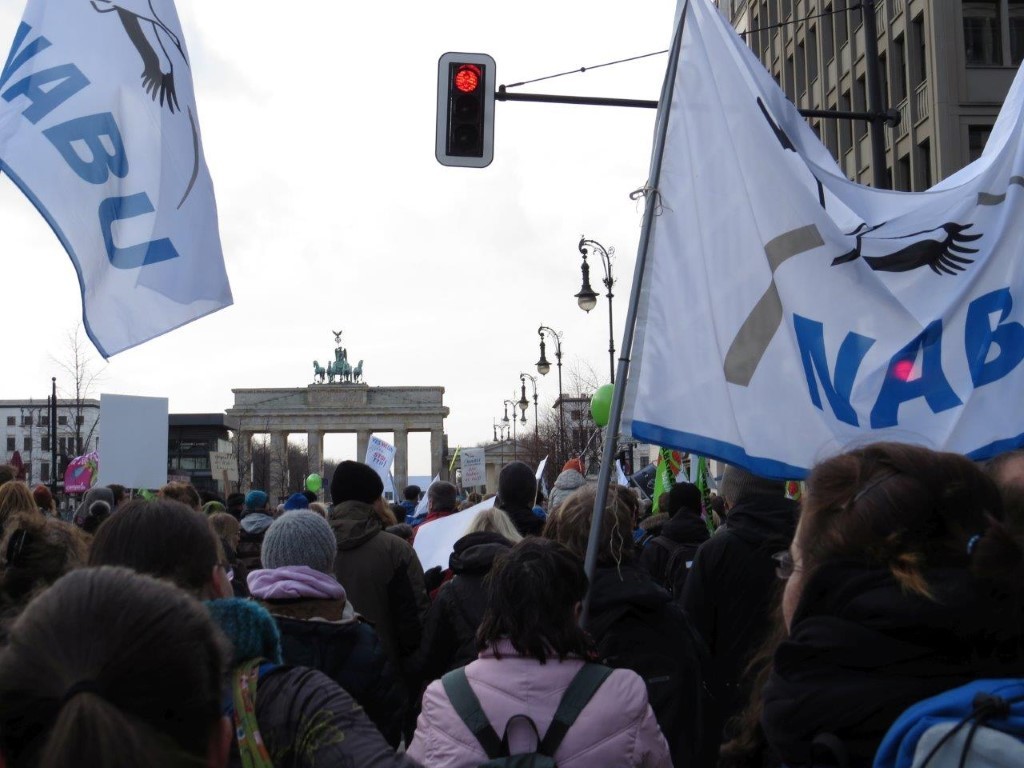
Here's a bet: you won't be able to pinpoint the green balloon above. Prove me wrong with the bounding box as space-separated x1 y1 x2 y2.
305 473 323 493
590 383 615 427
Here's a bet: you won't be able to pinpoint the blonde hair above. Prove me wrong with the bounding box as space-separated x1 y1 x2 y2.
308 502 328 518
207 513 240 549
0 483 37 532
465 506 523 543
544 485 636 569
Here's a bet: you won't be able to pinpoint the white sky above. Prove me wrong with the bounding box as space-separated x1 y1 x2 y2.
0 1 676 474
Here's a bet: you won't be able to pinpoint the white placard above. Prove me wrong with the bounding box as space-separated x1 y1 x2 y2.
364 435 396 485
413 496 497 571
97 394 168 489
209 451 238 481
460 447 486 487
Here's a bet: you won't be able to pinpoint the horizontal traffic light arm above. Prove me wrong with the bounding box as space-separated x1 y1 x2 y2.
495 84 900 126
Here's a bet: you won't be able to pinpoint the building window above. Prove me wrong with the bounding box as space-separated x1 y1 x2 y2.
5 417 13 426
893 35 908 102
22 416 31 427
964 1 1004 65
41 463 49 482
840 90 853 151
836 0 849 41
58 437 67 454
969 125 993 161
5 437 13 452
797 41 807 95
913 15 928 84
41 437 50 452
58 416 67 426
1011 0 1024 63
76 415 84 425
854 76 868 139
897 154 912 191
23 437 31 452
808 26 819 85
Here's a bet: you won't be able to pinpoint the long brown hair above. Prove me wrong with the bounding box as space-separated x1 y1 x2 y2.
0 567 227 768
0 512 88 611
543 485 638 569
0 483 37 534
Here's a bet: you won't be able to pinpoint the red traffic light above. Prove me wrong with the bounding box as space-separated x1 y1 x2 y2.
454 64 481 93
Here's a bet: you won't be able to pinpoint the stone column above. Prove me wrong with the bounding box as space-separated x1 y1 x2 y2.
269 430 288 504
393 428 409 497
237 430 253 493
430 427 444 480
307 430 324 497
356 430 371 464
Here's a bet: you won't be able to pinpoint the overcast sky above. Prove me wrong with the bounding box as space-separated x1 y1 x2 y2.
0 1 676 474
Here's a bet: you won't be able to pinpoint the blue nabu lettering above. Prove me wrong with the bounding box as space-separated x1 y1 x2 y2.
43 113 127 183
99 194 180 269
794 287 1024 429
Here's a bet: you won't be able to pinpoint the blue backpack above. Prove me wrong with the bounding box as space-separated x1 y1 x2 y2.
874 679 1024 768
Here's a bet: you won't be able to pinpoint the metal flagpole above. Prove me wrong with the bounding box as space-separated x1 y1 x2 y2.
581 0 689 627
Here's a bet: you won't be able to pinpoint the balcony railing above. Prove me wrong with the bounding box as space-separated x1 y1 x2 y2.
914 80 930 123
897 98 910 139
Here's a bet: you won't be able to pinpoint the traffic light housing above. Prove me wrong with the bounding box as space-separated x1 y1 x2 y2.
436 52 495 168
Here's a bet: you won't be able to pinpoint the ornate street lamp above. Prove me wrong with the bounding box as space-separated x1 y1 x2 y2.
577 236 616 384
519 373 539 462
502 399 518 460
536 325 565 465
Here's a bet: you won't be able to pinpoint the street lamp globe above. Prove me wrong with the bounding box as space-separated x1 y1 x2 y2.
576 288 599 312
536 338 551 375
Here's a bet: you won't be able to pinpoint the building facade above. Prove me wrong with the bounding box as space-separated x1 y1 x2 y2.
0 398 101 486
167 414 234 496
721 0 1019 187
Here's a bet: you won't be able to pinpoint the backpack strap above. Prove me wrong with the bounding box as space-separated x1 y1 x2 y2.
441 668 505 759
538 664 614 756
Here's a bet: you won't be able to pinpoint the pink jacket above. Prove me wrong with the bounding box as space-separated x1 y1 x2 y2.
407 641 672 768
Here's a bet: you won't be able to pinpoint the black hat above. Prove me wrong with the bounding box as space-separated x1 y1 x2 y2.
331 461 384 504
667 482 702 517
497 461 537 509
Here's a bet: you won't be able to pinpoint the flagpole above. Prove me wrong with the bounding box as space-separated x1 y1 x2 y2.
581 0 690 626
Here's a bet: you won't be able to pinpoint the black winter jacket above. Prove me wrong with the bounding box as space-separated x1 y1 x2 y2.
415 532 512 686
233 665 420 768
638 511 709 596
265 599 408 748
496 502 544 537
587 563 711 768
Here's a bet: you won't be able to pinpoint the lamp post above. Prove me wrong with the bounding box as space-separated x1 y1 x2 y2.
502 400 518 460
518 373 539 462
49 377 58 498
536 325 564 465
577 236 616 384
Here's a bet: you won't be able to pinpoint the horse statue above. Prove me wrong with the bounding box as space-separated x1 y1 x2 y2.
338 358 353 382
326 359 339 383
312 360 326 384
352 360 363 383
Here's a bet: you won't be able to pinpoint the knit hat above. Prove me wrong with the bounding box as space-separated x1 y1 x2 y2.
330 461 384 504
302 490 318 505
283 492 309 511
562 458 584 474
497 461 538 509
260 510 337 573
202 500 226 516
719 465 785 506
205 598 283 667
244 490 268 510
667 482 702 517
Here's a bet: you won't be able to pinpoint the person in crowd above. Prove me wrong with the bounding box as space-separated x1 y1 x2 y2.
386 522 414 544
548 457 587 513
0 567 231 768
31 484 56 516
0 511 88 625
74 488 113 536
309 500 329 518
203 500 227 516
108 483 128 510
329 461 430 671
302 490 319 506
226 491 246 520
545 485 710 768
409 538 671 767
0 482 37 536
159 481 202 510
248 510 407 746
985 448 1024 534
639 481 710 596
707 493 727 529
398 484 420 524
0 465 14 487
722 442 1024 768
237 489 274 572
635 493 670 546
88 497 418 768
465 506 523 542
680 464 798 755
415 527 516 685
209 511 248 597
283 492 309 512
495 461 544 536
420 481 459 525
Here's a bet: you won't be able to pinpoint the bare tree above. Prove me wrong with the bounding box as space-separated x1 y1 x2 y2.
50 326 105 456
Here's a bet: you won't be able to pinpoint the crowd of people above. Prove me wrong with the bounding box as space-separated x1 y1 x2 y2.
0 441 1021 766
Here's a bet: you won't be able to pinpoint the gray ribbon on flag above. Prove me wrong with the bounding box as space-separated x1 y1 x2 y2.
723 224 824 386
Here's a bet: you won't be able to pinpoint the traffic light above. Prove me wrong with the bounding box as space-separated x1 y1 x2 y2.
436 52 495 168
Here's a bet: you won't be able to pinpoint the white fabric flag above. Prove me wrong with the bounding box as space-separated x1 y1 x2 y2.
624 0 1024 478
413 496 496 572
414 474 440 518
364 435 396 486
0 0 231 357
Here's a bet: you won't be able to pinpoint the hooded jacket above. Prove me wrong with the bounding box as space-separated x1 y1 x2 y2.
407 640 671 768
762 563 1024 768
680 494 798 750
329 499 430 667
548 468 587 512
587 563 711 768
237 511 275 572
415 532 513 686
